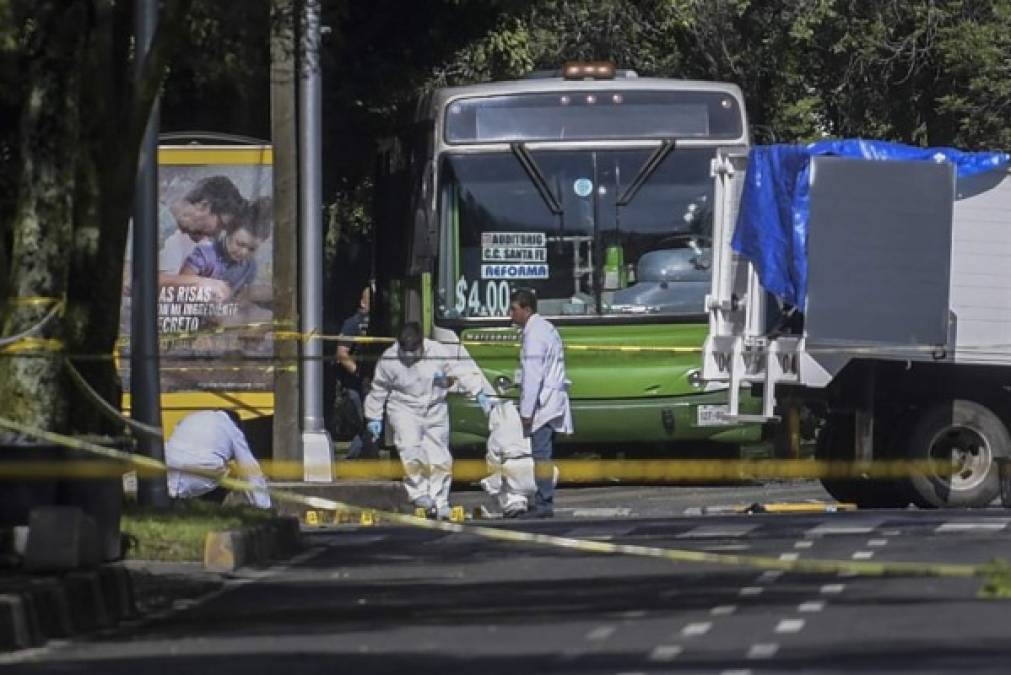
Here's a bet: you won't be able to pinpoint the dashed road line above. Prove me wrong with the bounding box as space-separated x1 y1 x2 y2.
711 604 737 616
805 521 883 536
676 524 759 539
793 540 814 549
775 618 806 634
779 552 800 561
747 643 780 659
758 570 784 582
852 550 875 560
739 586 764 597
648 645 684 662
585 625 617 641
935 520 1011 533
867 538 889 547
798 600 826 613
820 583 846 594
681 621 713 637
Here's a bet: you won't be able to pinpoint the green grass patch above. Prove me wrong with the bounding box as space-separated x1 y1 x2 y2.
121 501 278 562
980 560 1011 598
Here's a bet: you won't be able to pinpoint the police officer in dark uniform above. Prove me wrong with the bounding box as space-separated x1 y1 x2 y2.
336 286 377 459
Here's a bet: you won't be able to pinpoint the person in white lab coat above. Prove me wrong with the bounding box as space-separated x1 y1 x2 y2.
364 321 492 519
508 289 573 518
165 410 271 508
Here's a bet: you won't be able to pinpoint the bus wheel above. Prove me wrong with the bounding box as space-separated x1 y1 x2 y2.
906 399 1009 508
816 414 911 508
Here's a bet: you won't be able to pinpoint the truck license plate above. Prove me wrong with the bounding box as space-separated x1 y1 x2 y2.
696 404 731 427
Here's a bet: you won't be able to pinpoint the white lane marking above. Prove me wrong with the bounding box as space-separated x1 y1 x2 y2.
711 604 737 616
805 520 883 536
748 643 780 659
936 520 1011 533
739 586 764 597
676 524 759 539
649 645 684 662
867 538 889 547
852 550 874 560
794 540 814 549
585 625 617 641
758 570 784 582
838 570 859 578
566 507 632 518
821 583 846 594
681 621 713 637
566 525 634 540
723 670 754 675
779 552 799 561
798 600 826 613
775 618 806 634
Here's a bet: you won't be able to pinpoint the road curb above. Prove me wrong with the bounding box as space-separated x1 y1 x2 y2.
203 516 302 573
0 560 139 654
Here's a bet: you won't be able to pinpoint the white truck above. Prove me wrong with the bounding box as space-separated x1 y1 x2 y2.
703 146 1011 508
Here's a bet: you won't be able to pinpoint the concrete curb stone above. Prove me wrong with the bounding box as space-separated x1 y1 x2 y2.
0 594 31 650
202 516 302 573
28 578 75 638
63 571 111 631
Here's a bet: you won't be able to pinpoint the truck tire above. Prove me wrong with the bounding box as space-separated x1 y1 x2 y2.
816 414 911 508
906 399 1009 508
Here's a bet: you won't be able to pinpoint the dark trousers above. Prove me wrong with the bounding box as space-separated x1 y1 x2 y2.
531 425 555 510
344 388 378 459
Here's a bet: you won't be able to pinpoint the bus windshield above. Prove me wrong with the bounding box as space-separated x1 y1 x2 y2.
436 147 715 320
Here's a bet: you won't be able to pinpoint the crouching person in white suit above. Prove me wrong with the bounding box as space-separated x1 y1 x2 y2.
480 400 558 518
364 321 492 519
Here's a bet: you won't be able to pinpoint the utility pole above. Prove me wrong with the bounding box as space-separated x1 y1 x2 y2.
298 0 332 481
270 0 302 476
132 0 168 506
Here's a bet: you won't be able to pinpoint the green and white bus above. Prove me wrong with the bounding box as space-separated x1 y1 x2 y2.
372 62 761 450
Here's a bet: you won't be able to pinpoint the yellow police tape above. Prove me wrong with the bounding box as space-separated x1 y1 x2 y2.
0 458 959 482
0 413 989 581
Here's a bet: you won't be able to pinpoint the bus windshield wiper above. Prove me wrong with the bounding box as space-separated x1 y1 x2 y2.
511 142 563 215
616 139 675 207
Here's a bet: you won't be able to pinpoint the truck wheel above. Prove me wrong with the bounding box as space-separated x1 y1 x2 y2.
816 415 911 508
906 399 1009 508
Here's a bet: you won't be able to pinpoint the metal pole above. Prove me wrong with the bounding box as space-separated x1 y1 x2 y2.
132 0 168 505
298 0 332 480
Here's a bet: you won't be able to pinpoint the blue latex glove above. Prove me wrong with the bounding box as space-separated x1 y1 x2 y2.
366 419 382 441
477 393 494 415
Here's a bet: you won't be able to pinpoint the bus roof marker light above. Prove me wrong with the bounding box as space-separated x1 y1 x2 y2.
612 94 624 105
586 94 597 105
721 98 733 109
562 60 616 80
560 95 571 105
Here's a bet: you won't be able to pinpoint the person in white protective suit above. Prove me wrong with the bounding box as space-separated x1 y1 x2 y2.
480 399 560 517
364 321 493 519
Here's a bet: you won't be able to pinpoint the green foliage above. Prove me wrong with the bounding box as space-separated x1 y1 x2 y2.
980 559 1011 599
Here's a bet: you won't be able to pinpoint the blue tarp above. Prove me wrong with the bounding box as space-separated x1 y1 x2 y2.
731 139 1010 310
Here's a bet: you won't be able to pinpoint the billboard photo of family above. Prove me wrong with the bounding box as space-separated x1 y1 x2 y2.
119 148 274 394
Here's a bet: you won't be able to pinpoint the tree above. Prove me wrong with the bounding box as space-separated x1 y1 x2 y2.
0 0 192 440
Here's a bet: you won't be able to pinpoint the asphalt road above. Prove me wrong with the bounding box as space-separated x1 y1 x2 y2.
6 485 1011 674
